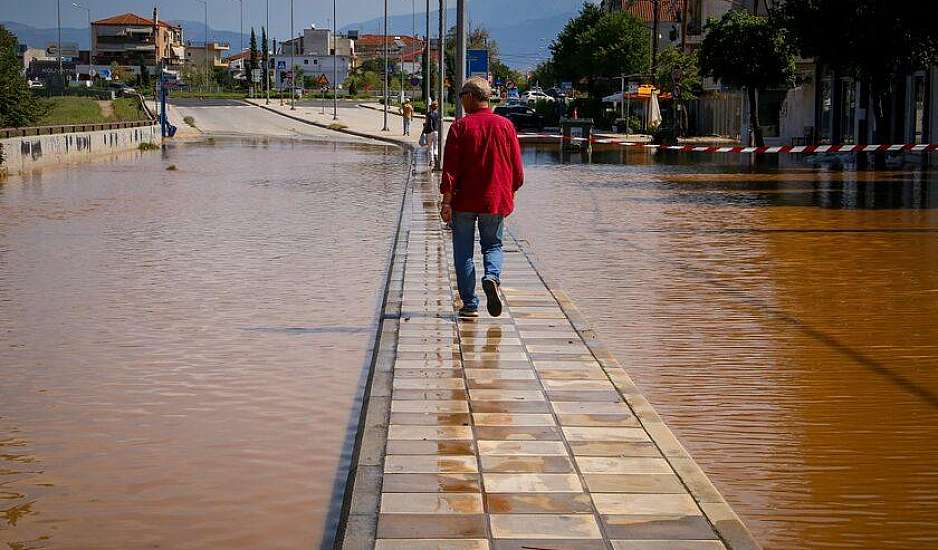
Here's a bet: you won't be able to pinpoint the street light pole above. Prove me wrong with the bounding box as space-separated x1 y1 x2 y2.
57 0 62 76
382 0 390 131
333 0 338 120
72 3 91 64
290 0 295 110
266 0 270 103
435 0 445 170
455 0 466 119
424 0 430 105
194 0 208 94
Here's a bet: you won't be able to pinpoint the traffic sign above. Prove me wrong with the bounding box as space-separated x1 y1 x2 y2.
251 68 262 83
466 49 488 78
410 76 420 87
277 61 287 70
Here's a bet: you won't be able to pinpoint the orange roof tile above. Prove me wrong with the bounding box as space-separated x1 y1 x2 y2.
93 13 180 30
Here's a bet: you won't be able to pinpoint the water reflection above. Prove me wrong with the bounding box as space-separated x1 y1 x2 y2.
0 139 405 549
511 146 938 548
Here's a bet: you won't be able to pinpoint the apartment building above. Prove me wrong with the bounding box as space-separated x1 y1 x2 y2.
91 12 184 67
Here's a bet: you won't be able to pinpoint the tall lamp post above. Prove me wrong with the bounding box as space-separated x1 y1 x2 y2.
290 0 295 110
56 0 63 76
424 0 430 104
72 3 91 64
382 0 390 131
333 0 338 120
194 0 208 93
435 0 445 170
265 0 270 103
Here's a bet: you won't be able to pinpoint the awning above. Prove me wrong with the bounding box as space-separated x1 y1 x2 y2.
602 85 669 102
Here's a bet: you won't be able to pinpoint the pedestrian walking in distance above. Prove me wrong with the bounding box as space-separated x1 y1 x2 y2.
423 101 441 167
401 100 414 136
440 77 524 318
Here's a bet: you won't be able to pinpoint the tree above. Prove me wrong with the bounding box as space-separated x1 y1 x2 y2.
655 46 701 136
0 25 47 127
529 60 556 89
699 9 795 146
550 6 648 96
248 27 258 76
261 27 269 93
444 25 503 99
779 0 938 144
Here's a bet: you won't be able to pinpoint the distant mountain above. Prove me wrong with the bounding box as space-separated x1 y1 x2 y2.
342 0 582 69
1 20 250 57
2 21 89 50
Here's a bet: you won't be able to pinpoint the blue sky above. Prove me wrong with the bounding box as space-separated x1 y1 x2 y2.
2 0 417 40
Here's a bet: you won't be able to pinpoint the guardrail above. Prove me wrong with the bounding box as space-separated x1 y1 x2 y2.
0 119 157 139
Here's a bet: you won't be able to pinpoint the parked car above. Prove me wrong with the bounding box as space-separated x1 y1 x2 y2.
27 79 44 89
108 82 136 96
520 87 554 105
494 105 544 131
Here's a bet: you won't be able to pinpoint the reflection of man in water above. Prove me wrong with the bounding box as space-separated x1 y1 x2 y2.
439 77 524 318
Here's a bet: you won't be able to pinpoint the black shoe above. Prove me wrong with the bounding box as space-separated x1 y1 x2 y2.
458 306 479 318
482 278 502 317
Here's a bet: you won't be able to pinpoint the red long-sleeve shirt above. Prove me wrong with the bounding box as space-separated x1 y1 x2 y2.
440 108 524 216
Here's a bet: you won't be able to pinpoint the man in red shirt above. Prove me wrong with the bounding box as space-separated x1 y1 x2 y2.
440 76 524 317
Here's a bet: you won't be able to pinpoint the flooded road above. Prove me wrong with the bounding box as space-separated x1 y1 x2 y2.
510 148 938 549
0 139 404 549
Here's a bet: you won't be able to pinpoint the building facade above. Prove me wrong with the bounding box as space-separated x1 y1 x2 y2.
91 12 184 68
185 42 230 68
271 54 351 89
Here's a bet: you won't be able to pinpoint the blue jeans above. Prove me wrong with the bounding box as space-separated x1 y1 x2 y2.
451 211 504 310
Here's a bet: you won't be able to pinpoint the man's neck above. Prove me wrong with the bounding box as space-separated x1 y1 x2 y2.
467 103 490 114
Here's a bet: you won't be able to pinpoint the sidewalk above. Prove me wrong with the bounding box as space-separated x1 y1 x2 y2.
336 167 760 549
244 99 426 149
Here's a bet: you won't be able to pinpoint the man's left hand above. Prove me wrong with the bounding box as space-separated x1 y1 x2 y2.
440 203 452 223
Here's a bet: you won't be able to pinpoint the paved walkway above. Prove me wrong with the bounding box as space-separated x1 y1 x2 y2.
336 167 758 549
236 100 757 549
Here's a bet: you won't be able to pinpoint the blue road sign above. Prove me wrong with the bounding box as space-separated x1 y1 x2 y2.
466 49 488 78
277 61 287 70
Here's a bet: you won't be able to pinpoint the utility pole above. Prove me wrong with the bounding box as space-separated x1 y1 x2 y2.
651 0 659 72
72 3 92 64
436 0 445 170
424 0 430 104
333 0 338 120
454 0 466 119
57 0 62 76
382 0 390 131
194 0 208 94
266 0 270 104
680 0 687 52
290 0 295 110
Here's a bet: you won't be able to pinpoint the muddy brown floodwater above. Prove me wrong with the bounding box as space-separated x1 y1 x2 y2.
0 139 404 549
510 147 938 549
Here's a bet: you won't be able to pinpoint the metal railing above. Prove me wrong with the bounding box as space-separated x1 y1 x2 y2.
1 119 156 139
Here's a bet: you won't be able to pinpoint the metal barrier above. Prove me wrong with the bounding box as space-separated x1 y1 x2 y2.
0 119 157 139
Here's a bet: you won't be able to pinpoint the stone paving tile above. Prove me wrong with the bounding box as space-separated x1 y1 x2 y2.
381 473 482 493
474 426 563 441
375 540 490 550
472 413 556 426
480 455 575 473
384 455 478 474
486 493 594 514
602 515 718 540
477 440 569 456
376 513 487 539
489 514 603 539
483 473 583 493
389 412 472 426
584 474 687 494
562 427 651 442
576 457 675 474
380 493 484 514
385 440 475 455
592 494 702 516
612 542 726 550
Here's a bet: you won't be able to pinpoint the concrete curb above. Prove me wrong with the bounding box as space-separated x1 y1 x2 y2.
508 231 762 550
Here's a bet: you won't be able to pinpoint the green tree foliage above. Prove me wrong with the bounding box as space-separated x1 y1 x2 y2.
529 60 556 89
248 28 258 75
443 26 506 98
778 0 938 143
655 46 700 103
0 25 47 127
261 27 269 91
550 5 648 95
699 10 795 146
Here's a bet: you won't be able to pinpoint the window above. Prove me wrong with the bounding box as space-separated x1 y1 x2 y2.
304 59 308 65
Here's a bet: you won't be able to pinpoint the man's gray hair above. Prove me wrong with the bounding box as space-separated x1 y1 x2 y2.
460 76 492 101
